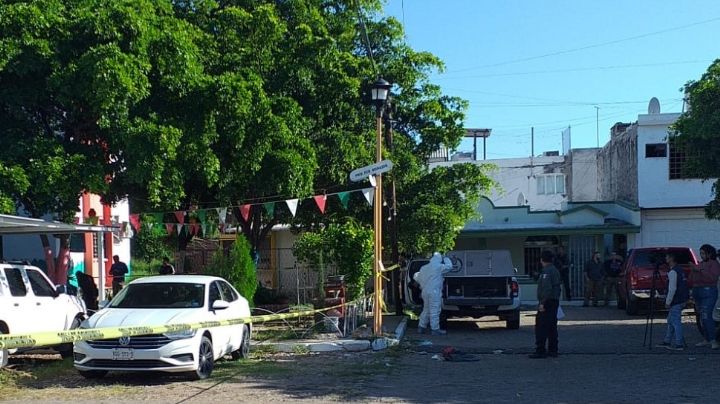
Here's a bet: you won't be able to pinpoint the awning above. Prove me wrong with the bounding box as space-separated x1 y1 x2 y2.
0 214 119 235
459 222 640 238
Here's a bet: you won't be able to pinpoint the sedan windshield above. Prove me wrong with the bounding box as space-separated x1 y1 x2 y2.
110 283 205 309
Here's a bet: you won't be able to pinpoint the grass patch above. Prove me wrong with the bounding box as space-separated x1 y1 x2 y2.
253 328 300 342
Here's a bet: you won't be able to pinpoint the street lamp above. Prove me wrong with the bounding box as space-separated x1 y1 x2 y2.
370 77 391 335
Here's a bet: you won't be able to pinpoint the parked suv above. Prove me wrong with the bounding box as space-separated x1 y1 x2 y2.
617 247 697 315
402 250 521 329
0 262 87 367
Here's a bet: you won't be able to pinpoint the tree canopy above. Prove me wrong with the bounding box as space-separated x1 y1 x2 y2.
0 0 494 258
672 58 720 219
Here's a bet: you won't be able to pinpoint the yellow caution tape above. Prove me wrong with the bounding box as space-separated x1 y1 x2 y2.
0 302 349 351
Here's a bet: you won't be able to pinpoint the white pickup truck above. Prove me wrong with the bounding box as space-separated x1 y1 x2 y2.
0 262 86 367
403 250 521 329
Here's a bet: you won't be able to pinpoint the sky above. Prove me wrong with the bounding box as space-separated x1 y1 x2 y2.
382 0 720 159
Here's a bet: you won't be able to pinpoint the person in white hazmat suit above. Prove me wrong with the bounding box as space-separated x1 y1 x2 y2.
414 252 453 335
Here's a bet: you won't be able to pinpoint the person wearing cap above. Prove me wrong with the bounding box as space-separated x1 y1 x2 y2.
602 251 623 306
159 257 176 275
583 251 604 307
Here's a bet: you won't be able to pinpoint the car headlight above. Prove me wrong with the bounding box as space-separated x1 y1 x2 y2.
164 329 197 340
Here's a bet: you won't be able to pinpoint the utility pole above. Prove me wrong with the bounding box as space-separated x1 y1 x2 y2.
595 106 600 147
385 103 402 315
531 127 534 158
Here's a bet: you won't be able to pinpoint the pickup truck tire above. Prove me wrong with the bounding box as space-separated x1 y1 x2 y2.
506 310 520 330
625 293 639 315
57 316 82 359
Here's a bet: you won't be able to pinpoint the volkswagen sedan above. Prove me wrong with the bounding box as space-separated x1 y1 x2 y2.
73 275 251 380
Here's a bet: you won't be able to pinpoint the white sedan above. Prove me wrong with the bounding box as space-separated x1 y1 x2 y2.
73 275 251 380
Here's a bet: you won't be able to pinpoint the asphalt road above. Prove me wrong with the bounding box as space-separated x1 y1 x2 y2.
4 305 719 403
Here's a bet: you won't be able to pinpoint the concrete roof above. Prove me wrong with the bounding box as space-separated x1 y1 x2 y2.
0 214 118 235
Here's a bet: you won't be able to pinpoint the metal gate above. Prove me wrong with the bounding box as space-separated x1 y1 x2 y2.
568 236 596 299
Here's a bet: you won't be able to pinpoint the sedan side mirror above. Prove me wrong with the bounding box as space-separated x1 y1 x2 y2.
212 300 230 311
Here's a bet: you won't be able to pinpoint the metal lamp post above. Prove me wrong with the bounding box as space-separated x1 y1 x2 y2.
371 77 391 335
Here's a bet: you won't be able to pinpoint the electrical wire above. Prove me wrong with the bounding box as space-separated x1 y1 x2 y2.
447 16 720 73
438 60 713 80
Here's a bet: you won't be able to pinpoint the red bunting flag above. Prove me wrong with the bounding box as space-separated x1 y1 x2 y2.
240 204 251 222
174 211 186 225
129 214 141 232
165 223 174 235
314 195 327 214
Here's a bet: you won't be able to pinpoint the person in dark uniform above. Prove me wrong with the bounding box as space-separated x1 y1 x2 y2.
76 271 98 312
109 255 128 296
530 250 562 358
554 246 572 301
159 257 175 275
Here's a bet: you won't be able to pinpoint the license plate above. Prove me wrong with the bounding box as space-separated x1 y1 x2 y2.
112 348 134 360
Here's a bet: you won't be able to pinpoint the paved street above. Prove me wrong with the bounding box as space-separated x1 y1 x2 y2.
3 305 718 403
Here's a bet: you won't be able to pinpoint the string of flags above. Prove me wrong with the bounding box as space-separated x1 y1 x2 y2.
128 187 377 237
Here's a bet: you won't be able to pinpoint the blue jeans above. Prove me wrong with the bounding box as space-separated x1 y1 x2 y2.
693 286 718 342
664 303 686 347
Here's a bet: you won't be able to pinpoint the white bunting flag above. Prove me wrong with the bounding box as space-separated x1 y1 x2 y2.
362 188 375 206
286 198 299 217
176 223 183 235
216 207 227 224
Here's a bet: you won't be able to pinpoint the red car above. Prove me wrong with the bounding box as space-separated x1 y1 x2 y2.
617 247 697 315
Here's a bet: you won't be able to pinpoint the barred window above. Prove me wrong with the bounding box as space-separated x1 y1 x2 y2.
668 137 698 179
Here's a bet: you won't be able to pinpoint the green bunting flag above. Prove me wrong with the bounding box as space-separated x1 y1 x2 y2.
197 209 207 224
263 202 275 217
152 213 163 224
337 192 350 209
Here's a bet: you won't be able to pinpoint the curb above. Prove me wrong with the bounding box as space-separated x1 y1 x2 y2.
254 315 409 353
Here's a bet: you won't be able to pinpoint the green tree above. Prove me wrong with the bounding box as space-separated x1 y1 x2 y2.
206 234 257 304
671 59 720 218
294 219 373 300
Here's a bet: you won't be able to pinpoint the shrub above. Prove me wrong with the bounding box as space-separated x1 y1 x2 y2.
206 234 257 305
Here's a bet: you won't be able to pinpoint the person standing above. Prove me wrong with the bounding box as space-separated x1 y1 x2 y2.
659 253 689 351
109 255 128 296
414 252 453 336
530 250 562 358
159 257 176 275
690 244 720 349
583 251 604 307
602 252 623 306
554 246 572 301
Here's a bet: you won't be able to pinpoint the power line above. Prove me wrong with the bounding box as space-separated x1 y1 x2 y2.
447 16 720 73
437 60 713 80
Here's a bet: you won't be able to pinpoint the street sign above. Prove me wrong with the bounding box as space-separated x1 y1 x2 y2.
349 160 394 182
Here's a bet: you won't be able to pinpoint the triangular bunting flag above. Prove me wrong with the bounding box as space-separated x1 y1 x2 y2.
152 213 163 224
192 223 200 236
263 202 275 217
165 223 174 235
285 199 299 217
174 211 186 225
129 214 141 232
176 223 183 235
216 207 227 224
362 188 375 206
337 192 350 209
144 222 154 231
218 223 225 233
240 204 251 222
314 195 327 214
201 223 207 236
197 210 207 224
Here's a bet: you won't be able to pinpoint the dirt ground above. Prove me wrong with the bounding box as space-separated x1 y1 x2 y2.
2 306 718 403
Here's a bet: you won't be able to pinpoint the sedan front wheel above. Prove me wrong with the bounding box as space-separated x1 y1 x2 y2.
191 336 214 380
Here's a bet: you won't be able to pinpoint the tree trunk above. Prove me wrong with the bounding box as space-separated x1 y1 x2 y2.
54 235 71 285
40 235 57 282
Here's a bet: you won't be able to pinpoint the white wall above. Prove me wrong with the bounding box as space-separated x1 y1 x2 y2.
637 208 720 251
637 112 715 208
432 156 567 211
568 148 599 202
